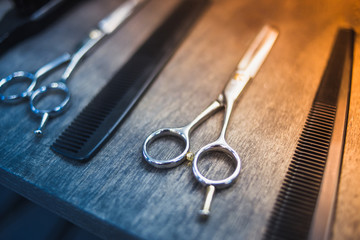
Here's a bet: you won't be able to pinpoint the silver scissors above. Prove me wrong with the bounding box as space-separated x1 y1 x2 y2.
143 26 278 216
0 0 146 135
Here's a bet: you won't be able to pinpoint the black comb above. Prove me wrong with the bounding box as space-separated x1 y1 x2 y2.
51 0 209 161
264 29 354 240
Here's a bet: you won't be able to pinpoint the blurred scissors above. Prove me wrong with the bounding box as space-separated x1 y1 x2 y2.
0 0 146 135
143 25 278 216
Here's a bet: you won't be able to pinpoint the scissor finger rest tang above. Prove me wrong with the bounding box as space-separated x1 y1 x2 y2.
192 142 241 217
143 25 279 217
30 82 70 135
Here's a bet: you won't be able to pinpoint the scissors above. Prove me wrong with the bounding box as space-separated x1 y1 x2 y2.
143 26 278 217
0 0 146 135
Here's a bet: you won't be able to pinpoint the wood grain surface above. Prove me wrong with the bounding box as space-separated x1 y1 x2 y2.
0 0 359 239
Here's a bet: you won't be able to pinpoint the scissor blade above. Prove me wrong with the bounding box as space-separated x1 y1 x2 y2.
238 25 278 78
98 0 147 34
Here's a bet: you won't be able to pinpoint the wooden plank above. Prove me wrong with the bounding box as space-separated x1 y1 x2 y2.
0 0 359 239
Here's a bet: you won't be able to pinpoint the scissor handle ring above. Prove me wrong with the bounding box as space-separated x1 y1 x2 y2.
143 127 190 168
192 142 241 189
0 71 37 103
29 81 70 116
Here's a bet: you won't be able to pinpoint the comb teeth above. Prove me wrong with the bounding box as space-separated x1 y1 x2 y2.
264 101 336 240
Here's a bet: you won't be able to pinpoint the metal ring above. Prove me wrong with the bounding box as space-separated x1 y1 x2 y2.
143 127 189 168
192 142 241 189
29 81 70 116
0 71 37 103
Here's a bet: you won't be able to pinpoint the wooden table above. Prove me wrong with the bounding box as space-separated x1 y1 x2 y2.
0 0 359 239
